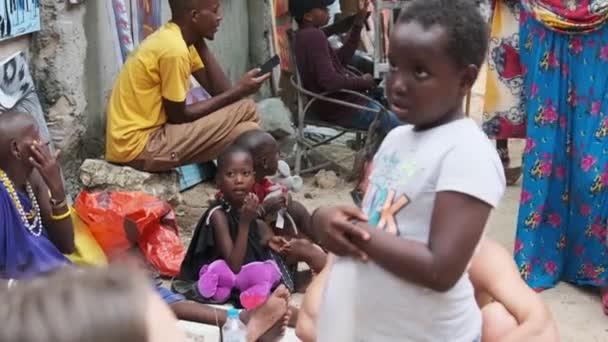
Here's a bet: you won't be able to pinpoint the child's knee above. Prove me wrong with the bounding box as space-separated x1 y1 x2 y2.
288 201 310 221
295 311 316 342
482 302 517 342
287 200 314 238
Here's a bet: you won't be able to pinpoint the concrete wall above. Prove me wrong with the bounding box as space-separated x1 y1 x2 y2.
83 1 120 158
30 1 87 193
248 0 275 98
0 1 88 193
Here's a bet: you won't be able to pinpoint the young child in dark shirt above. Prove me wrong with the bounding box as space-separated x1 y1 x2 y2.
178 144 325 306
234 130 327 279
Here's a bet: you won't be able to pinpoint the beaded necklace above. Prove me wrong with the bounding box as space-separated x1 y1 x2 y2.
0 169 42 236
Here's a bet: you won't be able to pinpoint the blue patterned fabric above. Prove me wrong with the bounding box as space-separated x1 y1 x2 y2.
515 14 608 289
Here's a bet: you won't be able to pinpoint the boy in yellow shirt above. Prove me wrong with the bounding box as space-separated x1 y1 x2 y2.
106 0 270 172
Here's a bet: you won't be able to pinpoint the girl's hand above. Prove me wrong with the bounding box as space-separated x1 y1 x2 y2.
241 193 260 223
311 206 370 261
29 141 64 199
268 236 290 254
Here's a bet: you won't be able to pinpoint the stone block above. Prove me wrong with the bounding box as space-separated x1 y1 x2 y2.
79 159 180 203
257 97 295 139
314 170 340 189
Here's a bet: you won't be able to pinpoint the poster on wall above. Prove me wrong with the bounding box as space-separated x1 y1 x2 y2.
274 0 293 72
132 0 162 44
0 0 41 42
0 51 51 144
110 0 135 63
0 51 69 198
110 0 163 62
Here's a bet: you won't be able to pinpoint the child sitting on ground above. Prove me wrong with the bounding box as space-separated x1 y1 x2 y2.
234 130 327 275
233 130 310 236
309 1 506 341
176 145 324 306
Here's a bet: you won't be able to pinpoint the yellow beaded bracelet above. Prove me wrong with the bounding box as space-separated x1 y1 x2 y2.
50 207 72 221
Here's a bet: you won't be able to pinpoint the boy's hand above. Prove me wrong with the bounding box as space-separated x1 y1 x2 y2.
281 238 314 258
236 69 271 97
312 206 370 261
29 141 64 199
241 193 260 223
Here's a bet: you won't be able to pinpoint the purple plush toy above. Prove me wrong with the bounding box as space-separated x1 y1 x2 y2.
198 259 282 309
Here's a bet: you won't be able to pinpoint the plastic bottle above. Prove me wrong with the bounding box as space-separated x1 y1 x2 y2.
222 308 247 342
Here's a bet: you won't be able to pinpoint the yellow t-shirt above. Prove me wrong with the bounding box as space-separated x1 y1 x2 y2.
105 22 204 163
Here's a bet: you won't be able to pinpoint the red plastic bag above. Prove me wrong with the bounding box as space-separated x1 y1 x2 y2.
74 191 186 277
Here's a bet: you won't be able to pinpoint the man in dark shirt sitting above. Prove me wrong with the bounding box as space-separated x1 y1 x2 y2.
290 0 401 135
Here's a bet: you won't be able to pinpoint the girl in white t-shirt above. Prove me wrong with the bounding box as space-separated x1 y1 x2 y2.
308 1 506 341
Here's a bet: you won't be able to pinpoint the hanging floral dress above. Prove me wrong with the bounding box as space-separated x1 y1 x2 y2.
515 0 608 292
483 0 527 141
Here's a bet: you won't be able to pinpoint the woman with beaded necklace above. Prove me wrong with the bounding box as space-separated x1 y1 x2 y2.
0 111 75 280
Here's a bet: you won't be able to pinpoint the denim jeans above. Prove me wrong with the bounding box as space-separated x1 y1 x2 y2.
351 100 402 136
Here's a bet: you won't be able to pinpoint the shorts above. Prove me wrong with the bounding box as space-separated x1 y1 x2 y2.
156 285 185 305
351 100 402 136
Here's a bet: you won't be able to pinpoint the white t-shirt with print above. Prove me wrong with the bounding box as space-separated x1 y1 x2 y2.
317 118 506 342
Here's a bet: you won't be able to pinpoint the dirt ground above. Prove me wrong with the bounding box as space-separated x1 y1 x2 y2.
176 68 608 341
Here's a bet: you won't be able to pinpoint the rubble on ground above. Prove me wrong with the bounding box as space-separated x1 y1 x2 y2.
314 170 340 189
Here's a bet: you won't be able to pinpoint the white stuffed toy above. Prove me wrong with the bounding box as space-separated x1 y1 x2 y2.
265 160 303 231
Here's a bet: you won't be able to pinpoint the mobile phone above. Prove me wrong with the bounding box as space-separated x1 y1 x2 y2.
258 55 280 75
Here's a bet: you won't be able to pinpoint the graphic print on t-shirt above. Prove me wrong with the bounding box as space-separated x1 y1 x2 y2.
364 151 415 235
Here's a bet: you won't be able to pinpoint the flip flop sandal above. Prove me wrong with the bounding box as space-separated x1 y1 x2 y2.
505 166 522 186
601 289 608 315
350 189 363 207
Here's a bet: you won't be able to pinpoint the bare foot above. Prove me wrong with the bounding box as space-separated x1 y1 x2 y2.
505 166 522 186
600 287 608 315
246 285 289 342
287 305 299 328
258 306 291 342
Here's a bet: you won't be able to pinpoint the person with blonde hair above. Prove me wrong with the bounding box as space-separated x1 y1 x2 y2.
0 267 185 342
1 266 291 342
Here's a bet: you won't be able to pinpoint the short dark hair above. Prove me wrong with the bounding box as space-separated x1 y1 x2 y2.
397 0 489 68
289 0 335 25
168 0 199 18
217 144 253 172
234 130 277 158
